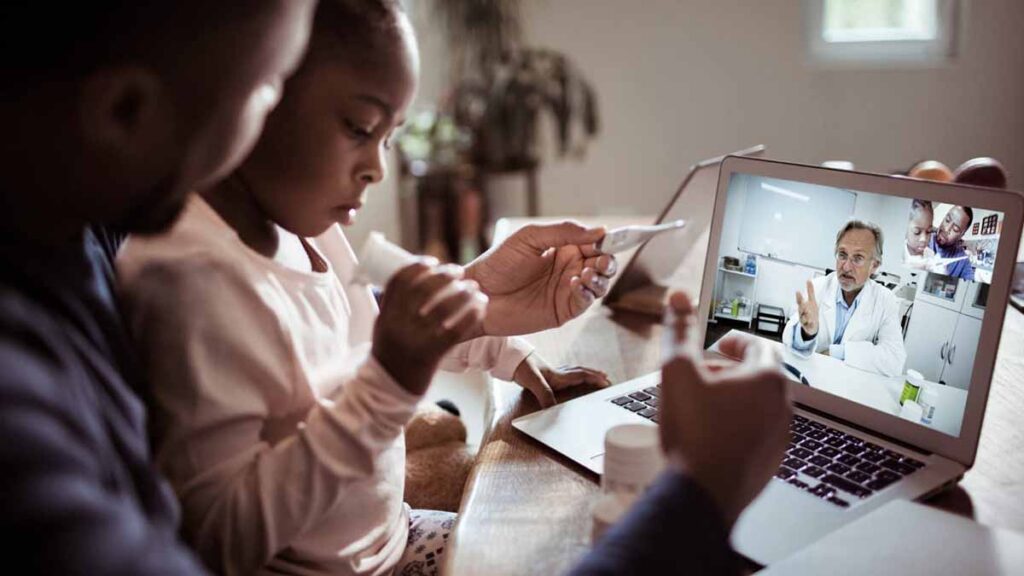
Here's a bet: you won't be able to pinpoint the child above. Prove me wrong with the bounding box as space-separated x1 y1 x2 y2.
904 198 934 259
118 2 613 575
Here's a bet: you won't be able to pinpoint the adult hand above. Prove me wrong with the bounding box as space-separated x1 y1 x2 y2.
795 280 819 339
464 221 617 336
660 292 791 530
512 353 611 408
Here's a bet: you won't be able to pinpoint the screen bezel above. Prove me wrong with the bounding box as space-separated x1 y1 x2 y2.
700 156 1024 466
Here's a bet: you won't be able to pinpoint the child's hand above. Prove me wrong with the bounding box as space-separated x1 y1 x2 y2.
374 262 488 395
512 353 610 408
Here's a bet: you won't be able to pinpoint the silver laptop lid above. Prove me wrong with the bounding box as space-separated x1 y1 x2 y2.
699 156 1023 466
605 145 765 313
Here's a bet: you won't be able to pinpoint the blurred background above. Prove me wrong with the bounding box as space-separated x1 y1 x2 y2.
346 0 1024 263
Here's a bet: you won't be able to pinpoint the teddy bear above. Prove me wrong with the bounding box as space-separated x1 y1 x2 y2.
404 401 475 513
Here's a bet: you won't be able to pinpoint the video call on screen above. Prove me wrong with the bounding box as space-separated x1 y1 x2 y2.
705 173 1005 437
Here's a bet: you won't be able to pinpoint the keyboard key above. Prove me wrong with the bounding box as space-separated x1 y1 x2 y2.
855 461 880 474
803 466 826 478
802 440 823 451
809 484 835 498
623 402 646 412
638 408 658 419
822 474 873 498
810 455 831 467
789 447 813 460
881 459 916 476
782 458 807 471
794 414 808 423
792 433 808 443
629 392 652 402
901 457 925 469
837 454 861 467
807 430 827 441
862 451 885 463
611 396 632 406
808 421 826 430
876 470 901 483
867 477 898 491
883 449 903 460
825 436 846 448
792 424 811 435
842 444 867 455
651 414 660 423
827 496 850 508
787 478 810 490
776 467 796 480
845 470 872 485
826 462 851 475
842 434 864 445
787 443 797 452
644 398 660 408
644 386 660 397
864 442 884 452
819 446 840 458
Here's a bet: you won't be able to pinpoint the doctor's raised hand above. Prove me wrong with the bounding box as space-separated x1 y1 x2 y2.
795 280 819 339
463 221 617 336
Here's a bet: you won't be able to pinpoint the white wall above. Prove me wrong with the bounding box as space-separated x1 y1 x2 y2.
717 178 914 313
349 0 1024 254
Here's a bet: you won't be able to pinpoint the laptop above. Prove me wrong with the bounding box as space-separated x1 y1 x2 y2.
603 145 765 316
512 156 1024 565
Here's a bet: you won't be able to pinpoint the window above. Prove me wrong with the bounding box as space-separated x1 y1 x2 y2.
806 0 959 66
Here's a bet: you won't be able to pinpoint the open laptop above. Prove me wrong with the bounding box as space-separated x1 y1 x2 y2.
603 145 765 315
513 156 1024 565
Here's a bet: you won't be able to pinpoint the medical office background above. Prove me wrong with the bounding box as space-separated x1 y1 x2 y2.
348 0 1024 248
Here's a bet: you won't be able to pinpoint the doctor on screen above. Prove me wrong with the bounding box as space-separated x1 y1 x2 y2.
783 220 907 377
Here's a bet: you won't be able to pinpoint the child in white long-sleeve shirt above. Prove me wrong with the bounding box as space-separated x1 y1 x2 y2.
117 2 616 576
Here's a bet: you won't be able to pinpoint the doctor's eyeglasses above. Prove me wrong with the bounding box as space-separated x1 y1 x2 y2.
835 251 874 268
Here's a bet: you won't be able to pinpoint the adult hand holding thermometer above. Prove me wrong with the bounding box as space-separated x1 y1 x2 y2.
596 220 686 254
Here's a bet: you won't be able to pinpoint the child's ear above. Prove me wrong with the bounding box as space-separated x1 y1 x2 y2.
78 66 166 155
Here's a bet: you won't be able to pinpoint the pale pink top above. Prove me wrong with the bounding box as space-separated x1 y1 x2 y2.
117 197 532 576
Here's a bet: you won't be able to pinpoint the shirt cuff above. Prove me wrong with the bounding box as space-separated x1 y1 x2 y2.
491 336 535 381
829 344 846 360
791 324 816 352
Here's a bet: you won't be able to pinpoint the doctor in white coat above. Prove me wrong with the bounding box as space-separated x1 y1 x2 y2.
783 219 907 377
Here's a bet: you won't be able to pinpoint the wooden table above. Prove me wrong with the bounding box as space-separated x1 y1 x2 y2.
443 220 1024 575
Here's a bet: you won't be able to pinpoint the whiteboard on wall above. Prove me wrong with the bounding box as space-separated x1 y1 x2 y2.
738 177 856 269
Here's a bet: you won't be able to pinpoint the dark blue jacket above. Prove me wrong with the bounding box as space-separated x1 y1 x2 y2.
0 227 206 575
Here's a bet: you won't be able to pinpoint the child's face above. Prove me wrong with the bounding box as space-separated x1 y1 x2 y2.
238 20 420 238
905 208 933 256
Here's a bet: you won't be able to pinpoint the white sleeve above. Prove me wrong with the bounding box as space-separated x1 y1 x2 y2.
844 294 907 377
439 336 535 381
783 303 817 358
120 257 420 576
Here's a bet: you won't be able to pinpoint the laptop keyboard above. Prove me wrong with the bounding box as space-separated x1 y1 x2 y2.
610 388 925 508
609 386 661 422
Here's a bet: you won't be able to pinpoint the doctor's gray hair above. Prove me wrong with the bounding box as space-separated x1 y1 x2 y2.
835 219 884 263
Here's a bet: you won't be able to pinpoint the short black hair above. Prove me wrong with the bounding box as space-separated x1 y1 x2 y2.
0 3 271 93
309 0 408 67
911 198 933 217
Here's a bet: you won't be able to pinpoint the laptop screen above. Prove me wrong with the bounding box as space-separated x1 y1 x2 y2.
703 172 1006 438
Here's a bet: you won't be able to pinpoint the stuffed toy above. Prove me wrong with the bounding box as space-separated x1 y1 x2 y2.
404 401 475 513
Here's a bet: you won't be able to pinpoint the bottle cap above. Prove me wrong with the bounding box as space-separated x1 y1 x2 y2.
602 424 664 494
906 369 925 388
